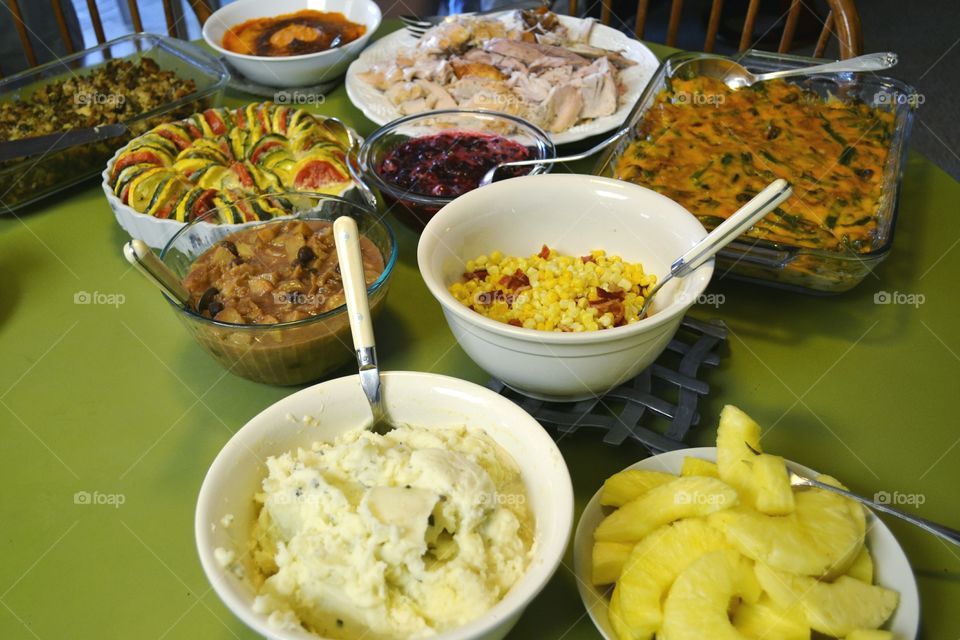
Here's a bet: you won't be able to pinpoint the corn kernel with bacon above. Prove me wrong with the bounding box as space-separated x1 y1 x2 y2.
448 245 655 332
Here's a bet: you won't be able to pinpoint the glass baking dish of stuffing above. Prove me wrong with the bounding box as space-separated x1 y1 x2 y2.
0 33 228 213
594 49 917 294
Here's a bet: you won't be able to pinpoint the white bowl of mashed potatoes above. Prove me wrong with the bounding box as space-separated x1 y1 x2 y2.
196 371 574 640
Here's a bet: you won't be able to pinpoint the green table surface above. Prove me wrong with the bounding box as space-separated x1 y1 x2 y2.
1 21 958 640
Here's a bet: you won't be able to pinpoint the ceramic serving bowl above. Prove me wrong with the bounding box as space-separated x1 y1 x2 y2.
202 0 382 88
417 174 713 401
572 447 921 639
196 371 575 640
159 191 396 385
102 107 362 250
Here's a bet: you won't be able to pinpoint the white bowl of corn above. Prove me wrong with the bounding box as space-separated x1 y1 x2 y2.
416 174 714 400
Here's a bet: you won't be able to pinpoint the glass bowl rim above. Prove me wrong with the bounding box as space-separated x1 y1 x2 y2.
157 191 398 330
355 108 558 207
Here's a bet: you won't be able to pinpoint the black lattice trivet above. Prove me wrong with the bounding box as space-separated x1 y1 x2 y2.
486 317 727 454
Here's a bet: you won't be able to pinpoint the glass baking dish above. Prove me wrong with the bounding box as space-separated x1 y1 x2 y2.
0 33 229 213
594 49 917 294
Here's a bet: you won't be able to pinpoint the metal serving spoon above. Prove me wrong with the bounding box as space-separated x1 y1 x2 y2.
639 178 792 318
123 239 191 307
479 131 623 186
480 52 897 186
790 472 960 546
333 216 393 435
698 51 898 90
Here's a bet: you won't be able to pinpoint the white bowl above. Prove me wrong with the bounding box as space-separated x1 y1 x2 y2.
101 131 363 250
572 447 921 639
417 174 713 401
202 0 382 88
196 371 574 640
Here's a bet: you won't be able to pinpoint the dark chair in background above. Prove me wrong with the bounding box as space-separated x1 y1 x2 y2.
562 0 861 58
3 0 214 75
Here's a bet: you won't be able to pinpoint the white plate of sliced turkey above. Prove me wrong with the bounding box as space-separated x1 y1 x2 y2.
345 10 660 145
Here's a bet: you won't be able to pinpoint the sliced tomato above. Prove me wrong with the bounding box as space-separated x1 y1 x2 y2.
234 198 258 222
258 106 271 133
154 202 176 220
186 122 203 139
250 139 284 164
111 149 164 179
191 189 218 220
233 107 246 129
155 126 191 151
293 159 348 189
273 106 289 134
203 109 227 135
231 162 255 188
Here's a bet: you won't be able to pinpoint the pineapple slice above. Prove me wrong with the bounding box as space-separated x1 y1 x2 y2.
752 453 796 515
592 541 634 585
717 405 763 508
681 456 720 478
845 630 894 640
755 563 899 637
846 546 875 584
710 483 864 577
732 594 810 640
600 469 676 507
659 550 760 640
617 519 730 638
608 582 636 640
595 476 738 543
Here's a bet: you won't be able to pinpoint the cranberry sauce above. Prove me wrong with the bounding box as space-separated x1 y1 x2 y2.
377 131 534 198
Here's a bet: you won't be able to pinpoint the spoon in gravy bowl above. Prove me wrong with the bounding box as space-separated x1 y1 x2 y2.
123 239 192 308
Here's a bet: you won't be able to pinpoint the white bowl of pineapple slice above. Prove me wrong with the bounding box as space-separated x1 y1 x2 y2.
573 405 920 640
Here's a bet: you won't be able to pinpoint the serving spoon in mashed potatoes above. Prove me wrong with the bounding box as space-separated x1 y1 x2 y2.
334 215 394 434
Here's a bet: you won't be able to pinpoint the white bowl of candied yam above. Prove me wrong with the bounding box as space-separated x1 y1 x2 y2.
573 405 920 640
416 174 713 400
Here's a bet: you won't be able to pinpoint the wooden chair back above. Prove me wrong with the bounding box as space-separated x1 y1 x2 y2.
4 0 214 71
567 0 862 59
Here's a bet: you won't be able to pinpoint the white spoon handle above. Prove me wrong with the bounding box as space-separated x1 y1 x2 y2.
333 216 375 350
671 178 792 278
754 52 897 83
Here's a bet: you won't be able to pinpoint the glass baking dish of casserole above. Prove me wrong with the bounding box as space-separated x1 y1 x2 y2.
0 33 228 213
594 49 917 294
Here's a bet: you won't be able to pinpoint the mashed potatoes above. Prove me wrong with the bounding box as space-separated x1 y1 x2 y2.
249 424 533 639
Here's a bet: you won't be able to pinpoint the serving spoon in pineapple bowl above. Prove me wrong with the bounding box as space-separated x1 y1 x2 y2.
790 472 960 546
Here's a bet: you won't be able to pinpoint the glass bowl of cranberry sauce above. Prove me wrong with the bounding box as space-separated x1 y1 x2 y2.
352 109 556 230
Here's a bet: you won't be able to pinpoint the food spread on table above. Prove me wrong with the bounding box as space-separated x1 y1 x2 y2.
107 102 353 222
183 219 384 324
1 13 928 639
221 9 367 57
594 405 899 639
246 423 532 639
356 9 638 133
449 246 654 330
613 76 895 253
